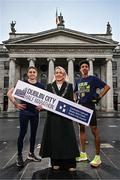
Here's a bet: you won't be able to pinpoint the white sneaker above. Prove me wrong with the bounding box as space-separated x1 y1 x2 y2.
68 168 76 172
76 152 88 162
52 166 60 170
90 155 102 167
27 153 41 162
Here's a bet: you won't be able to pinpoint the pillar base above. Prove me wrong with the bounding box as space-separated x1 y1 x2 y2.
106 108 115 112
7 106 16 112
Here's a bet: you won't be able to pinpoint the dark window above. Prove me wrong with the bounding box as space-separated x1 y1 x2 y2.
112 61 117 71
113 76 117 88
4 77 9 88
4 61 9 70
3 96 8 111
41 73 47 87
23 73 28 81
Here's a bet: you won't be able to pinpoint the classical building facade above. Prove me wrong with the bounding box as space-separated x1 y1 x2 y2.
0 22 120 112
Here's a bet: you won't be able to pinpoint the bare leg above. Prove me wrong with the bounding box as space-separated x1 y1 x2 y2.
80 124 86 152
90 126 100 155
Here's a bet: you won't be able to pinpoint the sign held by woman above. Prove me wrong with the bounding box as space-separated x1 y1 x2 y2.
12 80 93 126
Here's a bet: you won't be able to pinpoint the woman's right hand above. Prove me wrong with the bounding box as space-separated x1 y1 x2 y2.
36 105 43 111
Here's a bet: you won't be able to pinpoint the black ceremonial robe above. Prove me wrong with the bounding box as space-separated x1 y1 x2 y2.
40 81 79 168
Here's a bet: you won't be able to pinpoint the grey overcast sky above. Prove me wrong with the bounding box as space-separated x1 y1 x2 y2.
0 0 120 43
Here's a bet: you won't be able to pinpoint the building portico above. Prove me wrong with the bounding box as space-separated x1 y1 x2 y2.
7 58 113 112
3 26 118 112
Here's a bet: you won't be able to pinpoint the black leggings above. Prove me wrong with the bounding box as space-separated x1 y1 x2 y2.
17 111 39 156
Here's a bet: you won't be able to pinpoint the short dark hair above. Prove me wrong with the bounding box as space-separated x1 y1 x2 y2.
79 60 90 68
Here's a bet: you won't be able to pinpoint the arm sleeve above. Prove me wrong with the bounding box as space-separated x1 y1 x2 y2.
94 76 107 89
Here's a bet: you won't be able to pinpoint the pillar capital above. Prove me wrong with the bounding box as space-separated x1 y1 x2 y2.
27 58 36 67
67 58 75 62
27 57 36 62
47 58 56 62
106 58 113 62
86 58 95 62
9 58 16 62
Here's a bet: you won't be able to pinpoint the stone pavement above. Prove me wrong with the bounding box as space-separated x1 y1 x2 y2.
0 111 120 179
1 110 120 119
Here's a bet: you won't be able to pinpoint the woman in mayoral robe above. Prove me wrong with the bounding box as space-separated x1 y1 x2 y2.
39 66 79 171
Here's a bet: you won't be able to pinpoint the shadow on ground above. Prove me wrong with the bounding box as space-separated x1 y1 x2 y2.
32 167 92 179
0 159 29 179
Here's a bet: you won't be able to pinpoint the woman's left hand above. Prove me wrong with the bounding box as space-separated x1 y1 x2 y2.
36 105 43 111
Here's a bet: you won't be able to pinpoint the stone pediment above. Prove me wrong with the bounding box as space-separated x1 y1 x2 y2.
4 28 118 46
30 34 90 44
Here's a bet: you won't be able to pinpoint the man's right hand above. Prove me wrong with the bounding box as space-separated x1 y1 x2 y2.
15 103 26 110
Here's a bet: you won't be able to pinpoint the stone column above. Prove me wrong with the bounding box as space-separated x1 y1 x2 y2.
47 58 55 83
106 58 114 111
87 58 95 75
8 58 16 112
27 58 36 67
67 58 75 86
100 63 107 110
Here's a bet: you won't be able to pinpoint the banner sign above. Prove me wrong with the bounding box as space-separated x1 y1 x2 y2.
12 80 93 126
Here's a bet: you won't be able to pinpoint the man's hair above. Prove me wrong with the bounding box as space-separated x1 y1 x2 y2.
27 66 38 73
79 60 90 68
